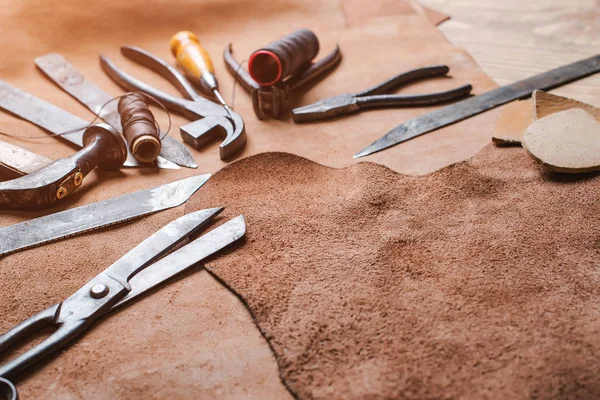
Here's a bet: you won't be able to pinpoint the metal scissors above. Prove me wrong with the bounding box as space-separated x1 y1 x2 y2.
292 65 472 122
100 46 246 160
0 207 246 399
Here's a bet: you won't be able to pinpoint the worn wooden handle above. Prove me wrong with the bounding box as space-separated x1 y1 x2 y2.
0 123 127 210
170 31 215 83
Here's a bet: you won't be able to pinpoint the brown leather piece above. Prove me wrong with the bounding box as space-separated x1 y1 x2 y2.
342 0 450 28
0 0 502 398
189 146 600 399
492 100 533 145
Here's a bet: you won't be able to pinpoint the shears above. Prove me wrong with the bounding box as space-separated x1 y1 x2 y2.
0 207 246 399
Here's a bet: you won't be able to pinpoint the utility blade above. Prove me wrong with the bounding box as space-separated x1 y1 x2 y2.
113 214 246 309
35 53 198 169
0 174 210 257
355 54 600 158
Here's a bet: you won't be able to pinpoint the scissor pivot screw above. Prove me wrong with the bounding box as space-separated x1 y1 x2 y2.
56 186 68 199
90 284 109 299
73 172 84 187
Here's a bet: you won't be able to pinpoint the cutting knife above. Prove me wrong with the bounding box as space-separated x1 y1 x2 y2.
0 174 210 257
355 54 600 158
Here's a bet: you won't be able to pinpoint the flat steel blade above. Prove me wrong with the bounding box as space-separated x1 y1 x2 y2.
355 54 600 158
35 53 198 169
0 139 52 178
0 80 86 147
113 215 246 309
104 207 222 288
0 174 210 257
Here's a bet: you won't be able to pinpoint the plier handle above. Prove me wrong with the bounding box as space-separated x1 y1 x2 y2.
292 65 472 122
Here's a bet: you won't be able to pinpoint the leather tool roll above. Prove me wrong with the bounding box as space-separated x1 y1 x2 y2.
248 29 320 86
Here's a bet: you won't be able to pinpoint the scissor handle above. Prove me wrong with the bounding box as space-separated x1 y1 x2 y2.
0 304 88 379
356 65 451 97
0 377 17 400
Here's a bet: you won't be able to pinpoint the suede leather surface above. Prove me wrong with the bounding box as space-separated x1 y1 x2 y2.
0 1 510 398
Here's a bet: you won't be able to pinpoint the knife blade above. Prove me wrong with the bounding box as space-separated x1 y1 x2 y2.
0 80 179 170
0 174 210 256
355 54 600 158
35 53 198 169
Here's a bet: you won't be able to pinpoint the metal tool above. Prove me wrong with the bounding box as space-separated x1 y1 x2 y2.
0 208 246 400
355 54 600 158
100 46 246 160
0 174 210 257
35 53 195 169
0 80 178 170
0 140 52 180
225 39 341 120
0 123 126 210
170 31 233 117
292 65 472 122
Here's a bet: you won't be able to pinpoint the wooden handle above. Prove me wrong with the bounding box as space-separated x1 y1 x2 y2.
170 31 215 86
0 124 127 210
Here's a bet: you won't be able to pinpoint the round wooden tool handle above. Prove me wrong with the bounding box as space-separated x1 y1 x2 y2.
0 123 127 210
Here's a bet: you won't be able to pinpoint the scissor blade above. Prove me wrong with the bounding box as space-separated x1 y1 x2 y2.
103 207 223 288
112 215 246 310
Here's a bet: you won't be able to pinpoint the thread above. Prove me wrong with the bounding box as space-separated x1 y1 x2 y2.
248 29 320 86
0 92 172 144
117 93 162 163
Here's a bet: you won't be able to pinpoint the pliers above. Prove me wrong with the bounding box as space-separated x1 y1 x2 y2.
100 46 246 160
292 65 472 123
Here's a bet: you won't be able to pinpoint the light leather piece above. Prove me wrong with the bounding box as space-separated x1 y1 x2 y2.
342 0 450 28
492 100 533 145
523 108 600 173
534 90 600 121
0 0 502 398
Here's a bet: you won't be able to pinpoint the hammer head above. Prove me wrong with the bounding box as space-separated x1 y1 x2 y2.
180 112 246 160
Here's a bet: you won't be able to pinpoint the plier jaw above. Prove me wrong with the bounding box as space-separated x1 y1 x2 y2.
292 93 358 122
291 65 473 123
224 44 342 120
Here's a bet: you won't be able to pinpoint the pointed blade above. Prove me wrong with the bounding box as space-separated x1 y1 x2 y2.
354 54 600 158
0 174 210 257
112 215 246 310
103 208 223 288
35 53 197 169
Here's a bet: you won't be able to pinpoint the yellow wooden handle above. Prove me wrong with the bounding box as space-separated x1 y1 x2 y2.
170 31 215 81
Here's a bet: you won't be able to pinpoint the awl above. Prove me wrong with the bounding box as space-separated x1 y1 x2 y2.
355 54 600 158
35 53 197 169
0 174 210 256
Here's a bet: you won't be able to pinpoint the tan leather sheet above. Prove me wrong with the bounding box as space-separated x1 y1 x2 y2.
190 146 600 399
0 0 506 398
